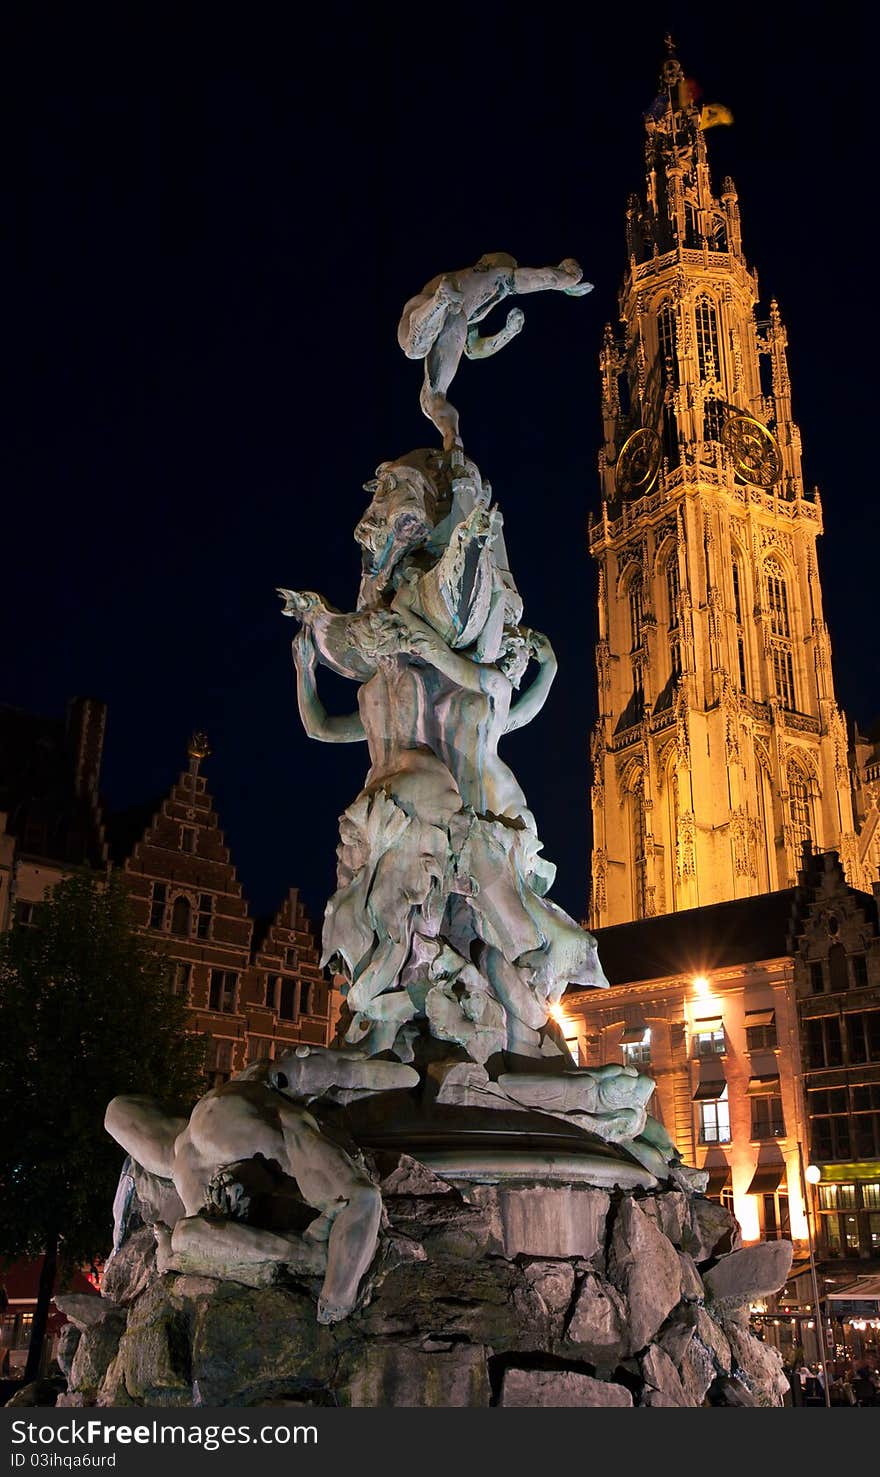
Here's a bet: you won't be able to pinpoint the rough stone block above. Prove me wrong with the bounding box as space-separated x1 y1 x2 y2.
565 1272 629 1363
345 1342 490 1407
373 1152 455 1197
639 1190 688 1246
496 1185 609 1260
608 1198 682 1352
100 1228 158 1306
677 1251 705 1302
641 1346 689 1406
190 1283 337 1406
68 1314 125 1400
523 1261 576 1339
704 1241 793 1303
721 1318 789 1404
500 1369 632 1407
684 1197 741 1263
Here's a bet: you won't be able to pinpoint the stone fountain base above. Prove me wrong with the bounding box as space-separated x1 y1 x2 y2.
56 1151 791 1408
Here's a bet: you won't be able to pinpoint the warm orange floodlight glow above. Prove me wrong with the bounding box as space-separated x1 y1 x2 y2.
548 1002 567 1026
692 975 711 996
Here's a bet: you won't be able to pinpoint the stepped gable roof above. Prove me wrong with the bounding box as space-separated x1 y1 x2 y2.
104 797 163 865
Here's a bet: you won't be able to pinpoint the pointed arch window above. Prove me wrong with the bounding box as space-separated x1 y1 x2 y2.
765 559 791 639
703 394 725 443
665 553 680 630
788 761 813 854
630 778 648 920
695 296 720 381
658 302 678 387
732 556 747 693
628 571 644 651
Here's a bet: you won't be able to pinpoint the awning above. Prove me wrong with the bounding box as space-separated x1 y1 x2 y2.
745 1008 775 1028
693 1077 727 1101
746 1163 785 1195
704 1162 732 1196
747 1074 781 1095
620 1026 648 1044
828 1277 880 1304
693 1016 723 1031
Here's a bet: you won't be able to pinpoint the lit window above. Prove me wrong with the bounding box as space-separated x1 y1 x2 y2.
693 1026 725 1058
788 765 812 850
623 1028 652 1067
699 1087 731 1145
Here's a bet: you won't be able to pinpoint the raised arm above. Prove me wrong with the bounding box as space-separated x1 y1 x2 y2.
293 630 366 744
504 631 558 733
512 259 593 297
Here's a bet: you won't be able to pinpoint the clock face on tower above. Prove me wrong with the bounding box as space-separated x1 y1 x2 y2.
721 414 783 488
614 427 662 499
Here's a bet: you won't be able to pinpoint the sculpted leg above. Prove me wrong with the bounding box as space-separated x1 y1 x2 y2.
105 1096 187 1180
278 1109 382 1324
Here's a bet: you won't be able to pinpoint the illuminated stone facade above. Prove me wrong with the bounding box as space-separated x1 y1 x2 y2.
588 48 878 930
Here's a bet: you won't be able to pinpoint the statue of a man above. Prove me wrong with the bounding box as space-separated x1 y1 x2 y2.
397 253 593 450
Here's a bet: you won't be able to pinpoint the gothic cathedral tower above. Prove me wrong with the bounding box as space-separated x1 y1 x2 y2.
589 45 864 928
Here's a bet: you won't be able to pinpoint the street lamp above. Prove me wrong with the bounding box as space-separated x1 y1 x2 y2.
797 1143 831 1406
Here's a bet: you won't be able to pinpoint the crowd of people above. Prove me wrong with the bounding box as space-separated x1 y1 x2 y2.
782 1360 879 1406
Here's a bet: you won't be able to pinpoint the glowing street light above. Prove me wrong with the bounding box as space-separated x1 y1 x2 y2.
805 1163 821 1185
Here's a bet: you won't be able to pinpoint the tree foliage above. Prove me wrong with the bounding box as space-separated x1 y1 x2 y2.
0 870 205 1276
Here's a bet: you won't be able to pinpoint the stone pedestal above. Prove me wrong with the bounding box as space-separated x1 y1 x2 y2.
58 1155 790 1408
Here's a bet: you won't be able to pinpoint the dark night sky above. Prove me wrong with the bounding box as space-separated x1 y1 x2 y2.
4 4 879 931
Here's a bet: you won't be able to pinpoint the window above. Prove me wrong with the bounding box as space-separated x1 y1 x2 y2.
628 574 644 651
703 395 725 442
665 556 680 629
631 787 648 921
746 1021 778 1051
852 954 869 990
658 302 678 385
623 1029 652 1068
693 1026 725 1058
732 559 747 693
278 979 298 1021
170 895 191 936
206 1037 233 1086
816 1183 879 1257
197 894 213 940
699 1087 731 1145
15 900 37 927
805 1015 843 1068
150 883 167 930
209 969 238 1013
265 975 280 1010
788 764 812 849
299 981 314 1016
809 962 825 994
285 947 299 970
765 562 790 638
762 1192 791 1241
695 296 719 381
772 647 796 710
751 1094 785 1139
172 962 192 999
845 1010 880 1064
181 827 196 854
